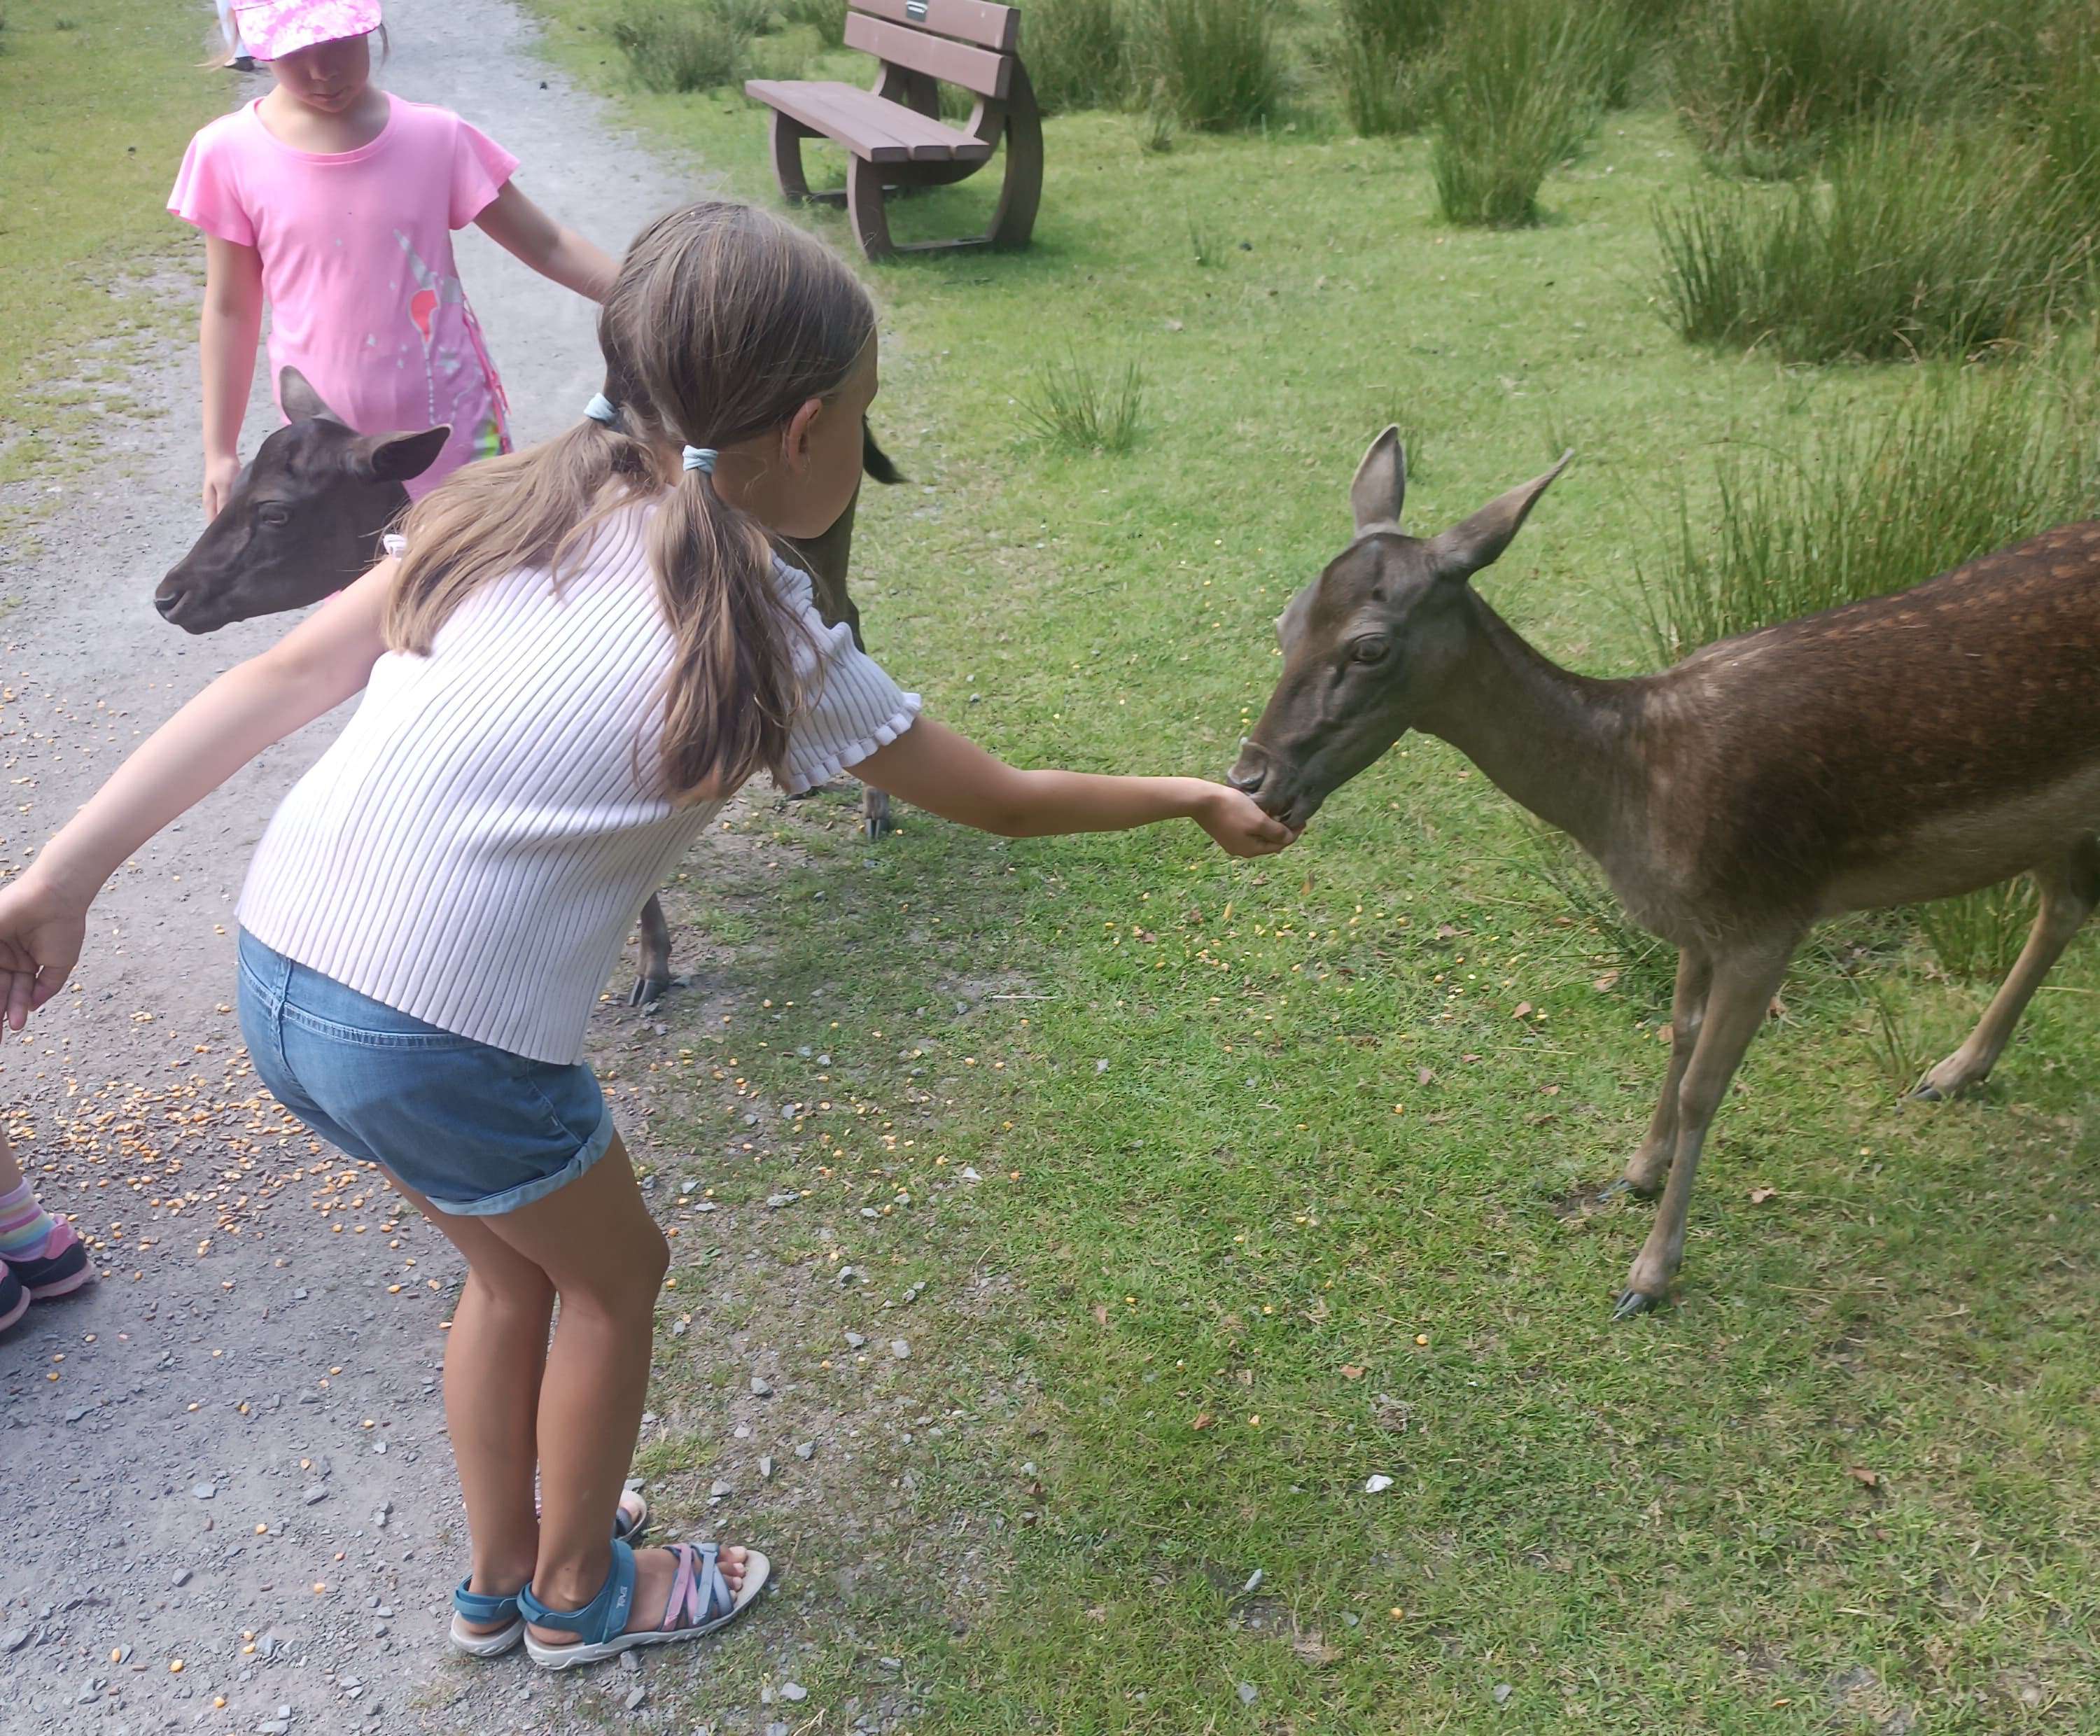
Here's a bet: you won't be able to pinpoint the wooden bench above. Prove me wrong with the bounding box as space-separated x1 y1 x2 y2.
746 0 1041 261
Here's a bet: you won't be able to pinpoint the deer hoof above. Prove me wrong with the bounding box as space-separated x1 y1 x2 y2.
1905 1081 1945 1103
1611 1287 1664 1321
629 974 671 1009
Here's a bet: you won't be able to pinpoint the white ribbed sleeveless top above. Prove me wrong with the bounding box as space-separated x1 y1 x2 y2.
237 501 919 1063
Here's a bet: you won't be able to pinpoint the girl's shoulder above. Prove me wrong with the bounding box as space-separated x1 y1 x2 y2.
384 95 494 146
184 101 266 161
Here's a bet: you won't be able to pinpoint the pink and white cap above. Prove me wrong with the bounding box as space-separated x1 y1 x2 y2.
232 0 382 61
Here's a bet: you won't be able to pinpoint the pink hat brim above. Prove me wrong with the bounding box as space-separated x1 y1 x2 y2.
233 0 383 62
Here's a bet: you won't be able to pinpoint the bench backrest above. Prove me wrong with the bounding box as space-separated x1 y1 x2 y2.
844 0 1021 101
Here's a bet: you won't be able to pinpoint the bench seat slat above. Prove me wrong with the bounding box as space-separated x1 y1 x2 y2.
745 79 995 163
844 13 1011 99
851 0 1018 53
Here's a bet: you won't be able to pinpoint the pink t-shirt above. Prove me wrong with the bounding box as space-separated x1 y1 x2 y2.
170 94 519 497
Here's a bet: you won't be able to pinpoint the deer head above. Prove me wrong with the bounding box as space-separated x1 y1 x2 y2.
1228 429 1570 830
156 367 449 634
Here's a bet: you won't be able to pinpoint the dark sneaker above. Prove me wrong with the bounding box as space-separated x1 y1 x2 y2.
231 55 257 71
0 1267 26 1333
4 1217 92 1299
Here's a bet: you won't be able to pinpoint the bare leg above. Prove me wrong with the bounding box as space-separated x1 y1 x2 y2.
1912 839 2100 1100
384 1178 552 1618
1616 936 1797 1319
473 1135 746 1642
1611 946 1711 1198
630 894 672 1008
0 1131 23 1196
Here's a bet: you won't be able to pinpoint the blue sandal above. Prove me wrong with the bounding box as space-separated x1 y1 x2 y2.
518 1536 771 1670
447 1490 653 1658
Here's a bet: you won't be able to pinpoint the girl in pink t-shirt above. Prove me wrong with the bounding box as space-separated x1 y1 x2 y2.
171 0 617 516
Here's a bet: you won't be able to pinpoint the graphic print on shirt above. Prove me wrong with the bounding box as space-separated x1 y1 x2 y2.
394 228 510 460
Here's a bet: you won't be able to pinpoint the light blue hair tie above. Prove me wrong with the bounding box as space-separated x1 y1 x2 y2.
583 393 621 426
682 446 718 476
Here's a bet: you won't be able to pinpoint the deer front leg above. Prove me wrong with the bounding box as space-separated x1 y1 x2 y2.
1911 837 2100 1100
1615 937 1795 1320
630 892 673 1008
1606 946 1711 1199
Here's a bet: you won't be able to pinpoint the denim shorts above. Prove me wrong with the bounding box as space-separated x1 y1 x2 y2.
236 930 615 1217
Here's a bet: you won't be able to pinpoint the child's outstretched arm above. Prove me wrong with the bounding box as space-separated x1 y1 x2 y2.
474 183 620 302
200 234 265 516
851 718 1296 858
0 563 396 1028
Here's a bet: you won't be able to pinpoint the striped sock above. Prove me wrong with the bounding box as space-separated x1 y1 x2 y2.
0 1178 57 1259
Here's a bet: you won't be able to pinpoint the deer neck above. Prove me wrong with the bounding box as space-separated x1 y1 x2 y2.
1414 594 1637 860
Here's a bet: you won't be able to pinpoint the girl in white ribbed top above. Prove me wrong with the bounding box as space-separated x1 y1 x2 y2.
0 202 1294 1665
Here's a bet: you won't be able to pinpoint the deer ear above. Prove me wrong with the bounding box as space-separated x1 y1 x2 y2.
348 425 451 484
1431 450 1572 583
279 366 342 424
1350 426 1408 533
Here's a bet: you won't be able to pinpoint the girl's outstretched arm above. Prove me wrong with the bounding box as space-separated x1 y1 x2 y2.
850 718 1296 858
200 234 265 516
0 562 396 1028
474 183 620 302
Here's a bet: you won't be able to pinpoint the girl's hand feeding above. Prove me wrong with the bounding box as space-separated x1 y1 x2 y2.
1193 784 1298 858
849 720 1300 857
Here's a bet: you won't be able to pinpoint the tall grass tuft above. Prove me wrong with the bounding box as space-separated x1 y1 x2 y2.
1669 0 1947 176
1138 0 1283 132
609 0 749 93
2037 5 2100 234
1027 0 1130 115
1656 124 2082 363
1021 352 1147 454
1915 878 2039 983
1429 0 1632 226
1639 360 2100 663
777 0 846 44
1333 0 1455 136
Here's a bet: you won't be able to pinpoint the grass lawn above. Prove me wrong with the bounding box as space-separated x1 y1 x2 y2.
0 2 226 496
526 14 2099 1732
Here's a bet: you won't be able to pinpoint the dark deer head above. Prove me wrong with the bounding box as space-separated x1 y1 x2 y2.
155 367 449 634
1228 428 1569 831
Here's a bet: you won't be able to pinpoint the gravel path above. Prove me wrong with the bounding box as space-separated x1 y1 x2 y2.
0 7 726 1731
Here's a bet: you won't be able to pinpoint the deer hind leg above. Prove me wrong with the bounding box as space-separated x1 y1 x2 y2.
1608 946 1712 1199
862 785 893 842
1911 836 2100 1101
630 892 673 1008
1616 935 1797 1320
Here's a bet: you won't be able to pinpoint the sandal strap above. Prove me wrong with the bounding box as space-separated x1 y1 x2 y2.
518 1538 637 1641
451 1578 521 1625
660 1541 732 1631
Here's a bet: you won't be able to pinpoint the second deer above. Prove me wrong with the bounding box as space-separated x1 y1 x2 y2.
1230 428 2100 1317
158 365 905 1004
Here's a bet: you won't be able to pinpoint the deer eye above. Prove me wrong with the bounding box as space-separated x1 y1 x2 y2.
255 502 291 528
1348 636 1390 665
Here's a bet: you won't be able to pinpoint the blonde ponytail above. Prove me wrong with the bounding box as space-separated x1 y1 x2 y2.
386 201 875 803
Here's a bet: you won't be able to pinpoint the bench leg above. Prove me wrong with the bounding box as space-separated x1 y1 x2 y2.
769 111 814 204
988 66 1043 250
847 157 895 261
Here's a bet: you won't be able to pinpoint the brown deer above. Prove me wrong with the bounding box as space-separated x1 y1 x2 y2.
158 365 905 1004
1228 428 2100 1317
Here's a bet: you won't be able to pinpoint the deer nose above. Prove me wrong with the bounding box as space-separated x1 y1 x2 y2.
1226 738 1268 792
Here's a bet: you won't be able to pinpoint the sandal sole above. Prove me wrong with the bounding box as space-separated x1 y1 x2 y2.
523 1553 771 1670
449 1616 526 1658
